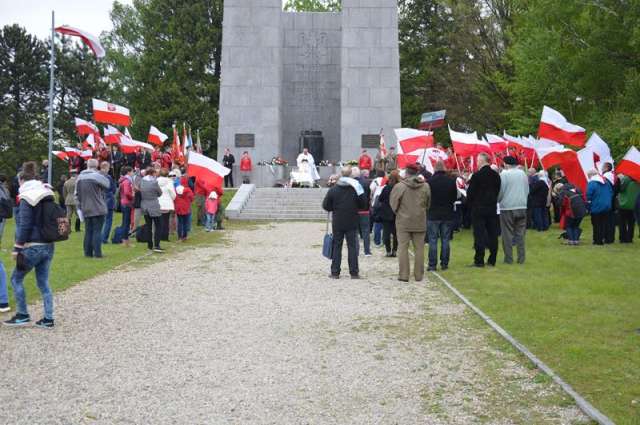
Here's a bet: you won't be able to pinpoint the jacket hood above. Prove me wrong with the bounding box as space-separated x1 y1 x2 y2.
118 175 131 184
589 175 606 185
19 180 54 206
402 176 425 189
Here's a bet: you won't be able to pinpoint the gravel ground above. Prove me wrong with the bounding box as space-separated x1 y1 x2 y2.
0 222 588 424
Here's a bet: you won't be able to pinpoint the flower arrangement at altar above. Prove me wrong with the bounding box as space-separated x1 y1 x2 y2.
258 157 289 166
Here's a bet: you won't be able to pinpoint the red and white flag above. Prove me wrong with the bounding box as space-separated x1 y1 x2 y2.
538 106 586 147
104 125 123 145
64 147 81 157
92 98 131 127
148 126 168 146
616 146 640 182
80 150 94 160
534 139 572 170
74 117 98 136
55 25 105 58
379 130 387 159
449 126 490 157
485 134 508 154
187 152 230 190
53 151 68 162
395 128 434 154
83 133 96 151
586 132 613 171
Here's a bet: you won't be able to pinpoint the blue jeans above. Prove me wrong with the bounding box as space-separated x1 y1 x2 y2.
120 206 132 241
532 207 549 231
177 213 191 239
0 259 8 305
84 215 105 257
373 222 383 245
101 208 114 244
427 220 452 268
358 215 371 255
205 213 216 231
565 217 583 242
12 244 55 320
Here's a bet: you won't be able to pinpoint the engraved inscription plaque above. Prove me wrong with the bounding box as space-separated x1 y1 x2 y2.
234 134 255 148
361 134 380 148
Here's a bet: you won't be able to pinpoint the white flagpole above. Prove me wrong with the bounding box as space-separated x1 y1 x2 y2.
47 10 55 185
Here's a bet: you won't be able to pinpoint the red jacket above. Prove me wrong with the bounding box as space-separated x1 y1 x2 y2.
174 186 194 215
359 154 372 171
162 152 173 169
240 156 252 171
152 150 163 164
118 176 134 207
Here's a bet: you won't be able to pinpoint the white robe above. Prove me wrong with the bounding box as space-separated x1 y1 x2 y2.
296 152 320 181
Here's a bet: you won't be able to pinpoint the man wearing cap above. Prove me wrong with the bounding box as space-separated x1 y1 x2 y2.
390 163 431 282
498 156 530 264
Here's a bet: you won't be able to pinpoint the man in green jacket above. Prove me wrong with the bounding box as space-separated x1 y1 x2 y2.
390 164 431 282
617 174 640 243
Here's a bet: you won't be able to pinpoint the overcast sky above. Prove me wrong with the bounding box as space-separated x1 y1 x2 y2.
0 0 133 40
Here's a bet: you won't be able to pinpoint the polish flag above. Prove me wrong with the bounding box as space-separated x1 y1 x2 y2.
586 133 613 172
395 128 434 154
616 146 640 182
449 126 490 157
534 139 572 169
148 126 168 146
396 154 420 169
80 150 94 160
53 151 68 162
55 25 106 58
104 125 123 145
92 98 131 127
485 134 508 154
535 141 589 193
538 106 587 147
187 152 230 191
379 130 387 159
64 147 81 157
74 118 98 136
83 133 96 151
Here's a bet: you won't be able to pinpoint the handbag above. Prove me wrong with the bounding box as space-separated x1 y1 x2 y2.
322 213 333 260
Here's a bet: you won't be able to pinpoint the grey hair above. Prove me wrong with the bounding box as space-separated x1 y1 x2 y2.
477 152 491 165
351 166 361 178
587 169 599 178
86 158 99 170
341 166 352 177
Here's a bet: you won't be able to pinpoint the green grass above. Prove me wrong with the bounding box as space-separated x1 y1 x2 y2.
0 190 238 311
437 219 640 424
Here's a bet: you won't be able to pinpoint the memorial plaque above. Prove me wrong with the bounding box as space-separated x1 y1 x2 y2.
361 134 381 148
234 134 255 148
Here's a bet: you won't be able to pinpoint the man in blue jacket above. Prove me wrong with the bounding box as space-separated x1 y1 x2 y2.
586 169 613 245
3 162 56 328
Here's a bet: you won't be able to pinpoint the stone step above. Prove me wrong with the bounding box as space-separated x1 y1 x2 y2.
237 214 325 221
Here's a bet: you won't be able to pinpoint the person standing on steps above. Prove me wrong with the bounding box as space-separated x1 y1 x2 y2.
498 156 529 264
322 166 367 280
466 153 501 267
222 148 235 188
239 151 253 184
390 163 431 282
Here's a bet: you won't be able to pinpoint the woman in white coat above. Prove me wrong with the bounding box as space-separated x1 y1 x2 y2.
157 168 177 241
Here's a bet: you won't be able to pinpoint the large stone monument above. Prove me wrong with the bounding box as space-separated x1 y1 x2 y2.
217 0 401 164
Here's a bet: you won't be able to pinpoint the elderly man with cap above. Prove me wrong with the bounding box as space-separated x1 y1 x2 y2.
498 156 530 264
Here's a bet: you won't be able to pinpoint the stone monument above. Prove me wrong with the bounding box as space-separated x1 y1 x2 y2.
217 0 401 164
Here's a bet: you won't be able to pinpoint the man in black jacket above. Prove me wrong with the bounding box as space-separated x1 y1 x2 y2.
322 166 367 279
426 161 458 271
466 153 501 267
222 148 235 187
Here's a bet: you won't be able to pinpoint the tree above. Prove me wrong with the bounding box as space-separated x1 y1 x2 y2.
283 0 341 12
0 24 49 176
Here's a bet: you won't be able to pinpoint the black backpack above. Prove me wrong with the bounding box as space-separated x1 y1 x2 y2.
38 197 70 242
568 191 587 219
0 186 12 219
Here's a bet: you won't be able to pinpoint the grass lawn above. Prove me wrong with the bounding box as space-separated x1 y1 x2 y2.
438 219 640 424
0 190 237 313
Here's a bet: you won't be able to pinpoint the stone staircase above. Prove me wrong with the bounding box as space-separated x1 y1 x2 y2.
228 186 329 220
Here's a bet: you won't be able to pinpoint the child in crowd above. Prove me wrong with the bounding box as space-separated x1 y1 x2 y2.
205 191 219 232
174 184 194 241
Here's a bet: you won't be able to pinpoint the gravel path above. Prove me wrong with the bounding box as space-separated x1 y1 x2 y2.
0 222 588 424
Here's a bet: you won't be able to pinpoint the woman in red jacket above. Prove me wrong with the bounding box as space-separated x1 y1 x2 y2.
118 166 135 246
240 151 253 184
174 184 195 241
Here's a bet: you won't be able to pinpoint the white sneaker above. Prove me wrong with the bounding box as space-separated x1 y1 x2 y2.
0 304 11 313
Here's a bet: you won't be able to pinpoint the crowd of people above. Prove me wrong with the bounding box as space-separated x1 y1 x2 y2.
0 146 228 329
322 151 640 280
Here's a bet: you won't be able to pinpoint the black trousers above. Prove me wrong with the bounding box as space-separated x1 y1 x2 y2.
605 210 616 244
224 172 234 188
331 228 358 277
619 209 635 243
159 212 171 241
144 214 161 249
382 220 398 254
591 212 607 245
472 212 499 266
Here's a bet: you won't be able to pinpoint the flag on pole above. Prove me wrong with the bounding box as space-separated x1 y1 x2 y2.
80 149 93 160
147 126 168 146
53 151 68 162
485 134 508 154
379 129 387 159
394 128 434 153
82 133 96 151
419 110 446 130
104 125 123 144
586 132 613 172
92 98 131 127
187 151 230 191
54 25 105 58
196 129 203 154
538 106 587 147
183 124 192 155
448 126 490 157
74 117 98 136
616 146 640 182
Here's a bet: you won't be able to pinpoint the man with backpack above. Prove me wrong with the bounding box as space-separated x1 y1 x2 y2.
75 159 110 258
4 162 68 328
559 182 587 245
